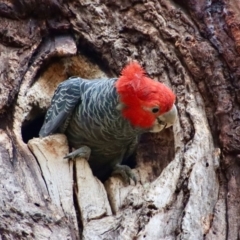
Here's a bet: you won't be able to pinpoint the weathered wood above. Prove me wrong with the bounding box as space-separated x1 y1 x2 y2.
0 131 77 239
28 135 77 230
75 156 112 221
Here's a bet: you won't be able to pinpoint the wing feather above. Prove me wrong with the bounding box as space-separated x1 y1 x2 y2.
39 77 83 137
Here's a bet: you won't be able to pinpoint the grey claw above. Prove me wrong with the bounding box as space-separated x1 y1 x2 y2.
64 146 91 160
111 164 137 185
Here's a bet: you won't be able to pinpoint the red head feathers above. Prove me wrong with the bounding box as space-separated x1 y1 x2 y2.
115 62 176 129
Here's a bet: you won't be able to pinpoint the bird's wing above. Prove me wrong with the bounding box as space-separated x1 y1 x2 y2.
39 77 83 137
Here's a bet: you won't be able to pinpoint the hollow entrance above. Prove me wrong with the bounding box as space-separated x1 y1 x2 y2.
21 108 45 144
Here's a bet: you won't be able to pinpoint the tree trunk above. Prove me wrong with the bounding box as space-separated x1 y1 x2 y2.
0 0 239 239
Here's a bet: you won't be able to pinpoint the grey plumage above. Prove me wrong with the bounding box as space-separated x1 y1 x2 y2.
39 77 142 180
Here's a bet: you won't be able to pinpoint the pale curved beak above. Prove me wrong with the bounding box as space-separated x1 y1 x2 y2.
149 104 178 133
158 104 177 128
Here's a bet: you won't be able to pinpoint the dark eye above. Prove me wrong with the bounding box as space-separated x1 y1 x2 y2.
152 107 159 113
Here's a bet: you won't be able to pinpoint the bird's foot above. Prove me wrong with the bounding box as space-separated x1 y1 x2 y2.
111 164 137 185
64 146 91 160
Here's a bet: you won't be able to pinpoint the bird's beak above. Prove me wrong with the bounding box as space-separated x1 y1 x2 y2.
149 104 177 133
158 104 178 129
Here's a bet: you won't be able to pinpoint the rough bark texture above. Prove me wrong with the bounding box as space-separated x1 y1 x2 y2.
0 0 239 239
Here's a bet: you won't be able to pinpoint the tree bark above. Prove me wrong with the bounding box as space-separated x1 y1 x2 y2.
0 0 239 239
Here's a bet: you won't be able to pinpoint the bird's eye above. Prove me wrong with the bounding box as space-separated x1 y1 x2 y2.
152 107 159 113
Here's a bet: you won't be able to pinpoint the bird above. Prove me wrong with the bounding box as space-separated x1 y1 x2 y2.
39 61 177 183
